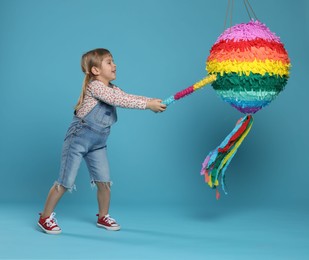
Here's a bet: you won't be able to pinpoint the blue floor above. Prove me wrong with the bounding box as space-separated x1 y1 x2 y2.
1 202 308 259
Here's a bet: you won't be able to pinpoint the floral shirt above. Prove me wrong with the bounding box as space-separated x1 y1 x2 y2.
76 80 151 118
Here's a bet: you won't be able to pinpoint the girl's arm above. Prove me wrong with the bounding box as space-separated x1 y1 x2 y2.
90 81 153 109
114 86 152 103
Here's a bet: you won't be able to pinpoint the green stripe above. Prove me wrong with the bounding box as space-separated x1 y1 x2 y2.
212 72 288 92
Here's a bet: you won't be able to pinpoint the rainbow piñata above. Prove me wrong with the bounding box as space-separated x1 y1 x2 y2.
207 20 290 114
162 20 290 199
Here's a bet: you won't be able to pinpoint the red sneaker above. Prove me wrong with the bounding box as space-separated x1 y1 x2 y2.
38 212 62 234
96 214 120 231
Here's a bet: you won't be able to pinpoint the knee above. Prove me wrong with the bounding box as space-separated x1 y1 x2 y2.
96 181 111 191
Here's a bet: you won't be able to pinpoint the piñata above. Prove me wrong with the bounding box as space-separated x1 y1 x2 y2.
162 19 290 199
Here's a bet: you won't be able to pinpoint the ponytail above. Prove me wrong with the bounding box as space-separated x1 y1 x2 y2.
74 73 90 112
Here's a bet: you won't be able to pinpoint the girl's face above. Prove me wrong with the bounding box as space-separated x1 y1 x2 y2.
92 54 116 85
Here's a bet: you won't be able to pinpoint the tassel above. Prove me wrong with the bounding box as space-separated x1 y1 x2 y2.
201 115 254 199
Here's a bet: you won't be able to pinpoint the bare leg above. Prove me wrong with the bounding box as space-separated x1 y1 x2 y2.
41 184 66 218
96 182 111 218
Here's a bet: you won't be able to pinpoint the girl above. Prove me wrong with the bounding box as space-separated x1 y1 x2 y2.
38 48 166 234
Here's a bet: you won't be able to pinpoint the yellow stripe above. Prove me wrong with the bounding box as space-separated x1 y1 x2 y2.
207 60 290 77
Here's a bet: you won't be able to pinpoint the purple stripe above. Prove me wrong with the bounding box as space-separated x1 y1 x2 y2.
231 104 262 114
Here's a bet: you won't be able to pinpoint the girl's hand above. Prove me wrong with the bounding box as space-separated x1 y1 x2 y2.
146 99 167 113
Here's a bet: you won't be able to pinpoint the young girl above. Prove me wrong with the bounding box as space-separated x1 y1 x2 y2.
38 48 166 234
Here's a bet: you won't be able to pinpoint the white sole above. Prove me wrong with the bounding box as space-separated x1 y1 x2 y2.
97 223 121 231
38 223 62 235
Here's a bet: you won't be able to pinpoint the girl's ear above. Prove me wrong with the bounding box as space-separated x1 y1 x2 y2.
91 66 100 76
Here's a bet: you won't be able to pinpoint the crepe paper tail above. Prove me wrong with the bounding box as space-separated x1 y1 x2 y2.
216 189 220 200
200 115 254 199
162 74 217 106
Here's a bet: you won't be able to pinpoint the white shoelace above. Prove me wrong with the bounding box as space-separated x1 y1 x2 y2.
104 214 117 225
45 212 58 228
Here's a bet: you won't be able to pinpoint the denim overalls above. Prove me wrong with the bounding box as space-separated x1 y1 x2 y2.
56 100 117 191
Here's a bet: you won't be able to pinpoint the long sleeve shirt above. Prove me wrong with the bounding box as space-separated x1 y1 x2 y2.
76 80 151 118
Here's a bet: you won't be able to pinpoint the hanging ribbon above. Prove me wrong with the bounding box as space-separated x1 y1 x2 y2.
200 115 253 199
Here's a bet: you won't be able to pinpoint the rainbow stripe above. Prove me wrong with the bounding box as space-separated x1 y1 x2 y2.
207 20 290 114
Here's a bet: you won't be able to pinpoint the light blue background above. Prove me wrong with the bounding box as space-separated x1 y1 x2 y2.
1 1 309 259
0 0 308 208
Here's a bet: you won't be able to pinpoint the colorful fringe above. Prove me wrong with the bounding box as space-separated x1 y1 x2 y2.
162 74 216 106
200 115 253 199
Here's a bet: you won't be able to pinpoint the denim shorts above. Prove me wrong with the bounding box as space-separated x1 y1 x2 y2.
56 118 111 191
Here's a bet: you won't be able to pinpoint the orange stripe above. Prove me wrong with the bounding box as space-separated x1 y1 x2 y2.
208 46 290 63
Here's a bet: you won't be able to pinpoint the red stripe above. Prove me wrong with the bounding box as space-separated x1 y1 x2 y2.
210 38 288 56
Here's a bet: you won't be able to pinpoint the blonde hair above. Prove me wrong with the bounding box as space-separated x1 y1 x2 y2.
74 48 111 112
